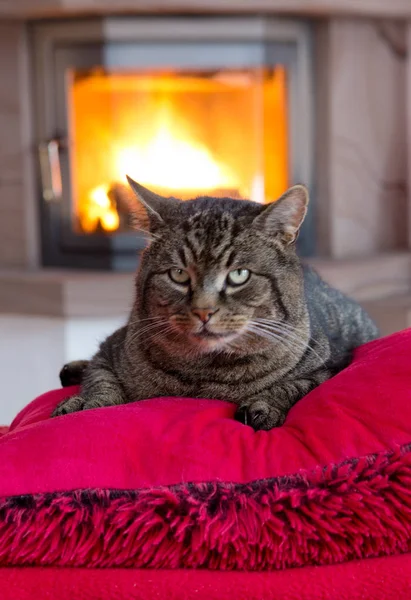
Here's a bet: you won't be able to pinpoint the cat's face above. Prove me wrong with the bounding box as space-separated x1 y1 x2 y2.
158 263 264 351
130 178 309 356
144 224 276 352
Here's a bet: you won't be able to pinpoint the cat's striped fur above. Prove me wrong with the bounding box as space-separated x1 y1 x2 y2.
53 178 379 430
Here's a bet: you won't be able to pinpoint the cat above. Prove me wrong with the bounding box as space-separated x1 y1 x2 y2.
53 176 379 430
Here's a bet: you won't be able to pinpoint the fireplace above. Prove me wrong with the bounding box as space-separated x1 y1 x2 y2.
33 17 314 270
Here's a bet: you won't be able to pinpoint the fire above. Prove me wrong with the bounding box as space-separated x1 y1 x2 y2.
82 101 239 233
116 101 238 193
71 69 288 234
80 185 120 233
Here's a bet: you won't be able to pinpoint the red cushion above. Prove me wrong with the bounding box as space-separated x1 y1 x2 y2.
5 329 411 496
1 329 411 570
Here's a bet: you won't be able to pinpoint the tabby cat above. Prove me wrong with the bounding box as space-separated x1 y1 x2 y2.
53 177 379 430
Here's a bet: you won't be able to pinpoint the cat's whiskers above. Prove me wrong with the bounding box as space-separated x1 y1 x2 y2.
253 318 313 342
127 316 164 328
251 324 310 354
254 317 305 332
128 320 166 338
245 325 296 360
248 329 308 363
253 320 309 345
254 319 312 346
248 322 310 356
149 325 179 346
106 317 164 351
255 319 324 363
125 319 168 350
249 320 325 365
246 324 297 352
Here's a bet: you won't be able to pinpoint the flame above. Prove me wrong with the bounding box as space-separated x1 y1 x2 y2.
72 69 288 234
81 185 120 233
83 102 238 232
115 102 237 192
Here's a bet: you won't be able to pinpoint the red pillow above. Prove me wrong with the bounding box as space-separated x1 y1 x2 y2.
1 330 411 569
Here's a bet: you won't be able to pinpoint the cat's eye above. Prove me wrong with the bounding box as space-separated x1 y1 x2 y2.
227 268 251 286
169 268 190 285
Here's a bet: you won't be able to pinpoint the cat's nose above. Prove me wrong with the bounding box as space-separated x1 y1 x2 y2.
191 308 219 324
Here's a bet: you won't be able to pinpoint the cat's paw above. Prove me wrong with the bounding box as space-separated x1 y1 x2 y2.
52 395 86 417
235 400 286 431
59 360 90 387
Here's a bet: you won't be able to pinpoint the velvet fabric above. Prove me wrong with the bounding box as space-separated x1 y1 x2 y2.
0 330 411 576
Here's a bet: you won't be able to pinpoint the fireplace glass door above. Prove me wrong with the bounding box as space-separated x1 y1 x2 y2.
34 19 313 269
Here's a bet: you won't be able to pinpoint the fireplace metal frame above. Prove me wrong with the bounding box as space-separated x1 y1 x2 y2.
32 16 314 270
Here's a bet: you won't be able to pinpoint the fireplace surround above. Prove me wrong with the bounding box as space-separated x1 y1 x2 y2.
32 17 314 270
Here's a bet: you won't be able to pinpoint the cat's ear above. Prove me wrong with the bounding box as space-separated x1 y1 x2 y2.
126 175 181 233
253 184 309 244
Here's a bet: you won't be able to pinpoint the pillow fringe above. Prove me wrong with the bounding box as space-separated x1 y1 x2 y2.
1 444 411 570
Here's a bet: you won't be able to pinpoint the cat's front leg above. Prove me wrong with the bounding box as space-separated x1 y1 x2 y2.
52 394 88 416
52 389 126 417
234 394 288 430
235 370 332 431
52 354 126 417
59 360 90 387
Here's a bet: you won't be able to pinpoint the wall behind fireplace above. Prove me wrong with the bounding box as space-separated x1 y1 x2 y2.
316 19 407 258
0 22 38 269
